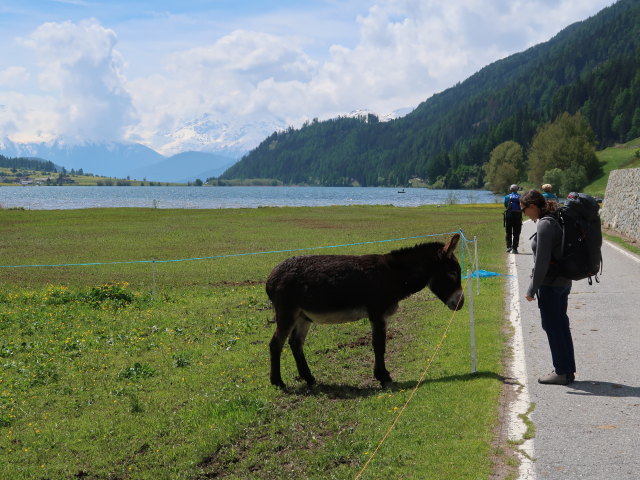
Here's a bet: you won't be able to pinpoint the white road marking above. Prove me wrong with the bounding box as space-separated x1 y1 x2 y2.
604 239 640 264
507 253 537 480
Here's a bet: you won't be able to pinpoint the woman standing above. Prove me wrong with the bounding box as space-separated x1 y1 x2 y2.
520 190 576 385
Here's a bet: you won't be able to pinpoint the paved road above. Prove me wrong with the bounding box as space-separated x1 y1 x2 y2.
509 219 640 480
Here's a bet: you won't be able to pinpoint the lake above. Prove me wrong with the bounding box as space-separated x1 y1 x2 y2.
0 186 500 210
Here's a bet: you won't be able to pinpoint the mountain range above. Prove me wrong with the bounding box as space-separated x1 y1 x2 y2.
222 0 640 187
0 108 410 183
0 138 240 183
3 0 637 185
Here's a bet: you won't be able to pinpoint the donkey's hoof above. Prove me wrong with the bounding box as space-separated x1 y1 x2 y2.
380 380 394 389
271 379 287 390
294 374 316 387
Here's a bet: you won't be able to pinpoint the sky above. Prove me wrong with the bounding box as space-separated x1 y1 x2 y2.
0 0 616 156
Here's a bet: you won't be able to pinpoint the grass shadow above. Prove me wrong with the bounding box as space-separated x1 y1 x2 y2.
427 371 507 384
285 371 506 399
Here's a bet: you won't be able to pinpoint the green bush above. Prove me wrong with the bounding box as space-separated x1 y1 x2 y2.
87 282 135 306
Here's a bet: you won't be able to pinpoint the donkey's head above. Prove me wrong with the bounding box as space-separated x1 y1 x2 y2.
429 233 464 311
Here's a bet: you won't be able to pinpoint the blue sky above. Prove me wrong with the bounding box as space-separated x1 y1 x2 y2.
0 0 616 155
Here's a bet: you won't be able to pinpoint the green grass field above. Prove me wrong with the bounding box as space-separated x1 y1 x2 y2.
0 205 512 479
0 167 178 187
585 137 640 198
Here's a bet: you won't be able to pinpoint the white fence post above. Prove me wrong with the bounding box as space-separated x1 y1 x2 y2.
474 236 480 295
467 269 477 373
152 260 157 299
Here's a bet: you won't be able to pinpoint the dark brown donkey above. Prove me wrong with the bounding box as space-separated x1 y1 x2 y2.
266 233 464 389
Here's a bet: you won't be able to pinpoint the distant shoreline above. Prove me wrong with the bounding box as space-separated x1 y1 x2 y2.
0 185 500 210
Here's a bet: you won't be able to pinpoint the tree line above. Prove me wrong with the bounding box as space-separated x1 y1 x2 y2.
0 155 57 173
484 112 600 195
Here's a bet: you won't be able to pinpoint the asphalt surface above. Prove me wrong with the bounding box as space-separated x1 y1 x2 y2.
511 219 640 480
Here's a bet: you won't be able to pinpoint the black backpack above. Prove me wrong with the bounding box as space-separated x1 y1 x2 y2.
548 192 603 284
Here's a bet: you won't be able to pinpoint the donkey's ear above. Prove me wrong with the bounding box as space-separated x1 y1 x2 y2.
442 233 461 257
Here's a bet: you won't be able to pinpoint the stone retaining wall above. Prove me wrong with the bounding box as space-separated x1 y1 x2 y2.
599 167 640 242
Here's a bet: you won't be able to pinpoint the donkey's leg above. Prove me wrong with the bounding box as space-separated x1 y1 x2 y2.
289 316 315 386
370 316 392 387
269 307 296 389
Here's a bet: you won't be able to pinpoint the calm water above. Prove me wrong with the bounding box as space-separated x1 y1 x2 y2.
0 186 500 210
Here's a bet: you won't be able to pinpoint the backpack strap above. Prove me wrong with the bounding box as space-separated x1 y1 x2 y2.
559 215 566 258
538 213 564 282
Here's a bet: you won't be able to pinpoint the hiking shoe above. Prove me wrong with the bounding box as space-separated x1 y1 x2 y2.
506 247 512 253
538 371 575 385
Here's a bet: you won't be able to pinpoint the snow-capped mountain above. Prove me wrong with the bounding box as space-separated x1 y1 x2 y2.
0 107 412 182
341 107 414 122
150 108 412 157
154 112 284 158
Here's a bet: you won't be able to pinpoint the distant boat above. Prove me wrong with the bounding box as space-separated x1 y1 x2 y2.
398 188 406 193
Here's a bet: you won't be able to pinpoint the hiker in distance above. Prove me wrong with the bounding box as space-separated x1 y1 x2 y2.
503 184 522 254
541 183 559 212
520 189 576 385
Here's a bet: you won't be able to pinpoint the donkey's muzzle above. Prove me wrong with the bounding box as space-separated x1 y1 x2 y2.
447 289 465 311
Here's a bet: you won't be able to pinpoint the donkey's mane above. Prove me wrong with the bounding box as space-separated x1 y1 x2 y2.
389 241 444 257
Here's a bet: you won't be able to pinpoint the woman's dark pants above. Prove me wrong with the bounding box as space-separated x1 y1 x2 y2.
537 284 576 375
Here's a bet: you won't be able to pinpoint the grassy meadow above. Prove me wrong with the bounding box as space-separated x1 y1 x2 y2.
0 167 177 187
585 137 640 198
0 205 511 479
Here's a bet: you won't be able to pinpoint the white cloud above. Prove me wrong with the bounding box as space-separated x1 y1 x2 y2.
12 19 135 143
304 0 612 114
126 29 320 154
0 66 30 87
0 0 615 154
166 30 317 82
0 92 61 143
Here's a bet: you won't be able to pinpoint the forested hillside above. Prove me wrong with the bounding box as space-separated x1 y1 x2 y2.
222 0 640 187
0 155 57 173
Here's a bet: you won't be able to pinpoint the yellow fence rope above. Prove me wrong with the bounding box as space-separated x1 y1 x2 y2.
354 277 468 480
